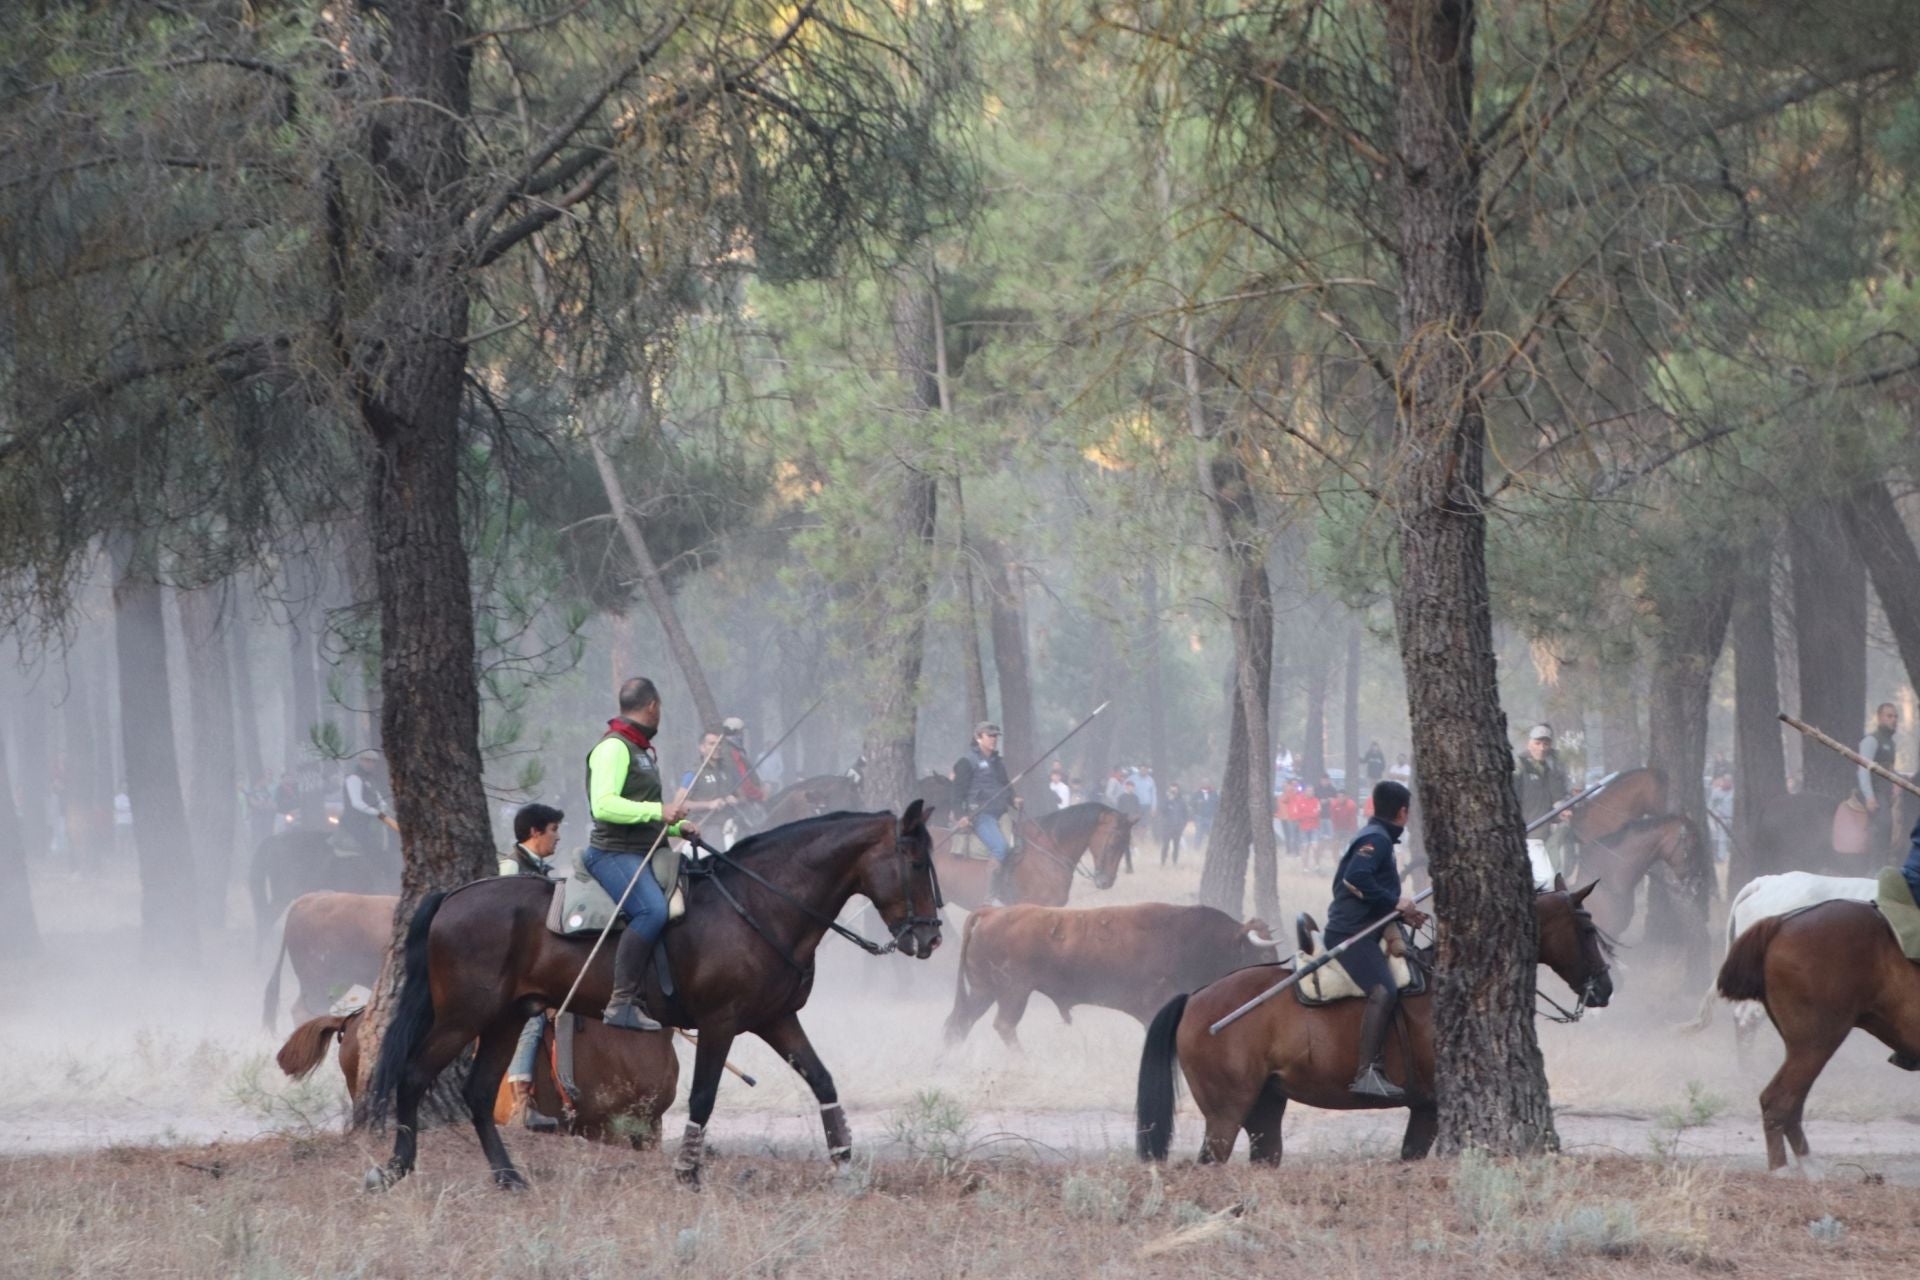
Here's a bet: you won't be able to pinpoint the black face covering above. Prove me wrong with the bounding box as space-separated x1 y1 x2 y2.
639 711 661 737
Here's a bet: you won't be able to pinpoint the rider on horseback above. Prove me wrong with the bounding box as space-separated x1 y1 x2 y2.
1323 779 1427 1101
339 754 389 856
500 802 564 1131
582 678 700 1033
953 722 1017 906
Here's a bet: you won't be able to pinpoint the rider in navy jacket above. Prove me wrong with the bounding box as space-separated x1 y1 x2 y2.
1322 780 1426 1102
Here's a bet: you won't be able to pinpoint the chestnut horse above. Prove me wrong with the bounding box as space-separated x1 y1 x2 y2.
367 804 941 1190
262 891 395 1030
1566 814 1710 938
930 802 1134 910
1716 900 1920 1173
1566 766 1668 843
1136 880 1614 1165
279 1008 678 1146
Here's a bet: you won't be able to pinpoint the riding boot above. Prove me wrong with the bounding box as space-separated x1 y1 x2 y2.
509 1080 559 1133
603 927 663 1032
1349 985 1407 1101
987 861 1010 908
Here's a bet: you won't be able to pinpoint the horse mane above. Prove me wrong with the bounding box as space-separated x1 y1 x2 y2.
1594 812 1681 846
722 809 882 858
1036 801 1116 845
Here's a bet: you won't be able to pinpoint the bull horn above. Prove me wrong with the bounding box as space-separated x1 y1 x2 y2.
1245 929 1280 948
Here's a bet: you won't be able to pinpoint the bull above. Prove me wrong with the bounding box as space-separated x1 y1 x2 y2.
944 902 1280 1050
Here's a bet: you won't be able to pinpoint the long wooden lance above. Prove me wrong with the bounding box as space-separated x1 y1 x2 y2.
1209 888 1434 1035
960 701 1111 816
1526 770 1621 833
1780 714 1920 801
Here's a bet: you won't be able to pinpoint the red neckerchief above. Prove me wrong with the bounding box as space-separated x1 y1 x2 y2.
606 718 654 755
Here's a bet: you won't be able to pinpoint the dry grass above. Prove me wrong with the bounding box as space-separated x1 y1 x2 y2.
3 1132 1916 1278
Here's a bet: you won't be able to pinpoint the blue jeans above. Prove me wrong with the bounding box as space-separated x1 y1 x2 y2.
581 846 670 947
973 812 1010 863
508 1014 544 1084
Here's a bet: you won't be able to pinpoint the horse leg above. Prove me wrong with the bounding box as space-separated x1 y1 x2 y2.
674 1028 736 1190
467 1019 529 1190
755 1013 854 1164
379 1022 473 1187
1243 1080 1289 1166
1758 1029 1845 1175
1402 1104 1438 1160
992 989 1033 1051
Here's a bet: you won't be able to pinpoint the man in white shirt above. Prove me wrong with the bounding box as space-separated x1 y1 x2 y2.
1047 762 1071 811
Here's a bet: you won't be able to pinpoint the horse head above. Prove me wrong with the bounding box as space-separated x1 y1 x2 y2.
1537 875 1613 1013
862 799 943 959
1089 807 1134 888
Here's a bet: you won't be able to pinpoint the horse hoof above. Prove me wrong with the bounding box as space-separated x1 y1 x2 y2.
363 1166 395 1193
675 1165 703 1192
494 1169 530 1191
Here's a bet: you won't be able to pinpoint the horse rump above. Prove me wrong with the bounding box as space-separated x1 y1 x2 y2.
1716 915 1783 1005
366 891 446 1127
1135 992 1189 1162
278 1013 353 1081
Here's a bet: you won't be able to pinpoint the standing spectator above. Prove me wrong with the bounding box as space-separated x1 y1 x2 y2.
1157 784 1189 866
1104 768 1127 806
1313 772 1339 848
1047 762 1071 811
1193 782 1217 846
1330 788 1360 843
1132 765 1158 817
1859 702 1901 853
1363 740 1387 785
1287 781 1321 865
1274 744 1296 791
1707 773 1735 863
1390 753 1412 784
1116 779 1142 874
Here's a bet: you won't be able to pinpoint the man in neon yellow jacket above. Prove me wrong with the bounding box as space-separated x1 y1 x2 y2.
582 677 700 1031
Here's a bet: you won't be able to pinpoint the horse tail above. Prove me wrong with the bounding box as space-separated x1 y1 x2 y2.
261 918 291 1033
952 909 982 1008
277 1014 349 1080
1716 915 1782 1005
1135 992 1188 1162
367 891 446 1127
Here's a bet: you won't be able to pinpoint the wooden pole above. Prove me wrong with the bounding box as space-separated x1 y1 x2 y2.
1779 713 1920 801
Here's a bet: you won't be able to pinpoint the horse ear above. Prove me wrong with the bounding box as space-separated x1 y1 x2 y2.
901 799 926 832
1571 878 1599 905
1552 872 1566 892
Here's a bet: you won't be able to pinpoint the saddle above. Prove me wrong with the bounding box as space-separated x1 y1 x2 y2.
545 863 688 936
1291 911 1425 1007
1874 868 1920 963
939 822 1022 863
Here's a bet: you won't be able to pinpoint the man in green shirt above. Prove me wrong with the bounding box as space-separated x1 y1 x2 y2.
582 677 701 1032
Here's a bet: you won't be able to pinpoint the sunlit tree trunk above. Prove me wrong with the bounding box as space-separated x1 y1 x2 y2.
1381 0 1555 1154
1789 501 1866 797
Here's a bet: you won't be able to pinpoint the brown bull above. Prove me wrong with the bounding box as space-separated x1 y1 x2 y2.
262 891 396 1030
944 902 1280 1049
275 1009 679 1147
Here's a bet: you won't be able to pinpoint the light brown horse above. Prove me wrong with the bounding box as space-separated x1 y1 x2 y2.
1567 766 1668 843
930 802 1133 909
262 891 396 1030
1566 814 1709 938
278 1008 678 1147
1136 881 1613 1165
367 805 941 1190
1716 900 1920 1173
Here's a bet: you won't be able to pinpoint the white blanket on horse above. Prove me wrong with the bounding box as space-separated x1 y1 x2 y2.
1720 873 1876 1035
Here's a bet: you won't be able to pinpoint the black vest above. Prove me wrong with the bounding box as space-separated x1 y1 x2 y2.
585 731 666 855
1871 727 1898 800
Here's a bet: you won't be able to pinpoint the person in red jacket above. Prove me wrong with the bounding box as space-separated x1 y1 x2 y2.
1286 783 1321 865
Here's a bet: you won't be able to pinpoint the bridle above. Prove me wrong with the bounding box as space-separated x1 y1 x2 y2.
1537 902 1611 1024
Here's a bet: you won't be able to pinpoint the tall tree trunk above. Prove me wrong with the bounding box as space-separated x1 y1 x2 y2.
285 556 320 774
228 603 265 789
1301 643 1329 783
179 586 239 928
1343 624 1362 790
955 487 991 732
1789 501 1867 797
587 389 722 733
60 636 106 871
111 532 200 962
1645 564 1735 982
1382 0 1555 1154
1200 689 1253 915
1731 542 1786 888
346 0 495 1103
0 706 38 960
860 272 941 808
1840 479 1920 694
983 538 1037 794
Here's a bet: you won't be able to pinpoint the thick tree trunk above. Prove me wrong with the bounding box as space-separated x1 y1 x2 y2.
179 587 238 927
587 390 722 732
1646 564 1735 981
111 533 200 962
1301 643 1329 783
1789 501 1867 797
0 715 39 960
1200 689 1252 915
1343 625 1363 790
860 273 941 808
1383 0 1555 1154
1731 543 1786 888
983 538 1037 793
1840 480 1920 694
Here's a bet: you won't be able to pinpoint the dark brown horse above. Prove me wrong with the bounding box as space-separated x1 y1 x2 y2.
758 775 862 829
1136 881 1613 1165
1716 901 1920 1173
367 804 941 1190
279 1008 679 1147
1566 814 1709 938
929 802 1133 910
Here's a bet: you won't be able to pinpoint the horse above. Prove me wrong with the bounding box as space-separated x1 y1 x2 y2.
250 829 399 949
366 803 942 1191
1565 813 1710 938
279 1008 678 1147
262 891 395 1031
1747 786 1914 887
1716 900 1920 1174
1136 879 1613 1166
758 775 862 830
928 801 1134 910
1567 766 1668 843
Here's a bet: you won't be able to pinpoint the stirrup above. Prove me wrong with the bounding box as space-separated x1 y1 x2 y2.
603 1002 662 1032
1349 1062 1406 1101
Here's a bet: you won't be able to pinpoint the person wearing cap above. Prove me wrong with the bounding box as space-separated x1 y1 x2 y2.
953 721 1017 904
1513 723 1570 888
1324 779 1425 1100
